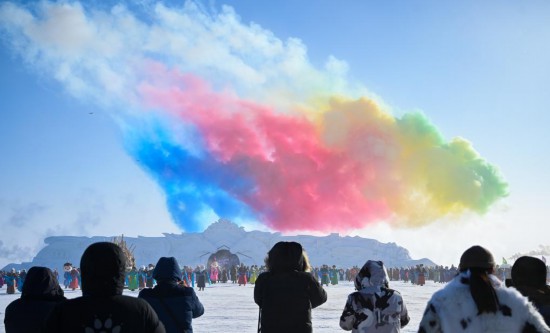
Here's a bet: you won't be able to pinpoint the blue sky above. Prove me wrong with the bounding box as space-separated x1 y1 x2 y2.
1 0 550 267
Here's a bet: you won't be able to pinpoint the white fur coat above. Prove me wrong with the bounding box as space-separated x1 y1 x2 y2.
418 271 550 333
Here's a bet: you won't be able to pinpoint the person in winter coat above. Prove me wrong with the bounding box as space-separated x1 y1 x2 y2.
254 241 327 333
4 266 66 333
320 265 330 286
340 260 409 332
69 267 79 290
230 265 237 283
238 263 248 286
146 265 155 288
44 242 165 333
127 266 139 291
210 258 219 284
62 264 72 289
16 269 26 292
5 269 17 294
139 257 204 333
196 265 207 291
510 256 550 326
418 245 550 333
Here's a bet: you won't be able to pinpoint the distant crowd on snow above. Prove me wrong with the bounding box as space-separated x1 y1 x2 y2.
2 260 540 293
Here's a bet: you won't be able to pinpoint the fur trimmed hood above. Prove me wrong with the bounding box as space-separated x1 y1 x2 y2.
419 270 550 333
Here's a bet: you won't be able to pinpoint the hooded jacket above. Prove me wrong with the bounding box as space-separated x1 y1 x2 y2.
4 266 66 333
44 242 165 333
254 242 327 333
340 260 409 333
418 270 550 333
139 257 204 333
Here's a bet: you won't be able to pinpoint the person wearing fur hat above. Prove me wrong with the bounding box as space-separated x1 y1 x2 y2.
340 260 409 332
139 257 204 333
418 245 550 333
254 241 327 333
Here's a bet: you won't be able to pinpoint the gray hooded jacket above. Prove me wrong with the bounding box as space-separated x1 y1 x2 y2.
340 260 409 333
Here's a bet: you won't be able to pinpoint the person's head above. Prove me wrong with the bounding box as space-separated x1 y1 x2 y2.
265 241 307 273
459 245 496 272
512 256 547 288
21 266 65 301
459 245 499 314
153 257 182 284
354 260 390 291
80 242 127 297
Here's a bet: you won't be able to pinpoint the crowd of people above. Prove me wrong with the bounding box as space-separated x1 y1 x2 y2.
0 261 515 295
3 242 550 332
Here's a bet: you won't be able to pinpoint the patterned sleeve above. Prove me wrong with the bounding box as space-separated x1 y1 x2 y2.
418 302 443 333
339 294 355 331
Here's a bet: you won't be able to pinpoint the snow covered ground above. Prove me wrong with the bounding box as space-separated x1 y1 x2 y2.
0 280 443 332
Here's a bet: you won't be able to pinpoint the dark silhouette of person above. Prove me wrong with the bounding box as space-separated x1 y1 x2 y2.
254 241 327 333
511 256 550 326
4 266 66 333
139 257 204 333
44 242 165 333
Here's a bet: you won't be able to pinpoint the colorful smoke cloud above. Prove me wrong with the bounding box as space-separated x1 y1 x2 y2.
0 1 508 232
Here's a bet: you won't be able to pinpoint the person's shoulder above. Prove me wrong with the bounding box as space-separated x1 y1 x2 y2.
138 288 154 297
385 288 406 300
256 271 270 280
346 290 361 298
57 296 84 306
293 271 321 285
428 276 472 303
386 287 403 295
45 296 84 313
114 294 159 311
171 285 198 296
5 298 22 312
537 286 550 303
496 284 531 305
296 271 317 280
115 294 149 304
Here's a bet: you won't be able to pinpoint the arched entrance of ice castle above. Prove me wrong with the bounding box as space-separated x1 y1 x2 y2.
206 248 241 271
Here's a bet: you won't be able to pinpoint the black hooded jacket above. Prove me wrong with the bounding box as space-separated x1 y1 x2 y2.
139 257 204 333
254 242 327 333
44 242 165 333
4 266 66 333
